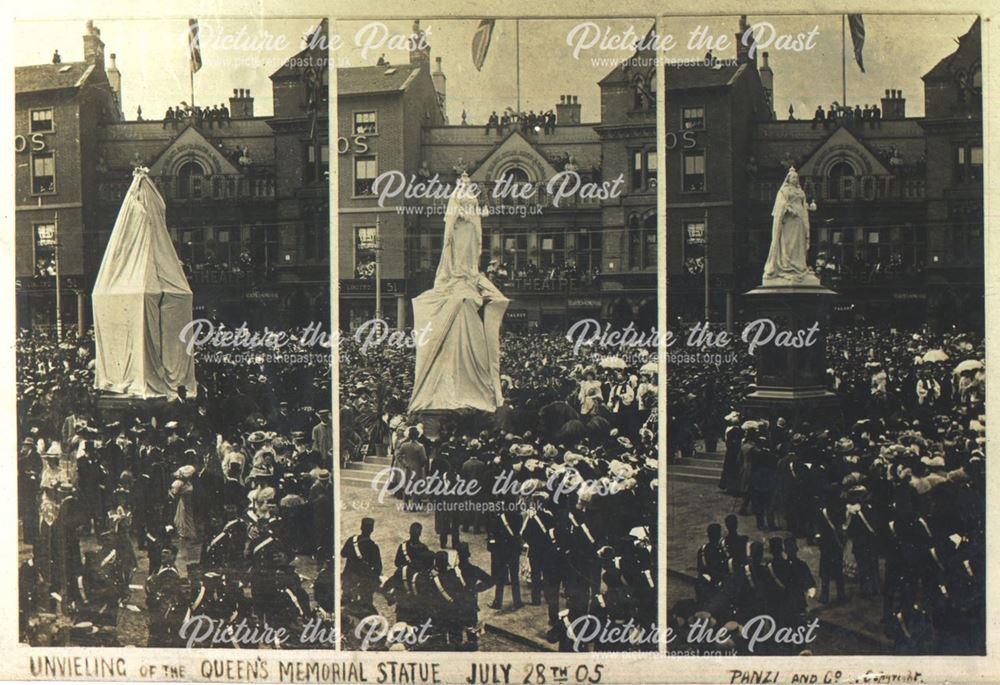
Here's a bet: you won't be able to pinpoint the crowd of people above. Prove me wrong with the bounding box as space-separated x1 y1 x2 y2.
811 101 882 129
339 332 659 651
486 259 600 287
17 325 335 647
163 103 231 130
669 323 986 655
484 108 558 136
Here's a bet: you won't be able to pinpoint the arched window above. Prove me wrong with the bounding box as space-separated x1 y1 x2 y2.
502 166 529 184
177 160 205 199
827 161 855 201
500 165 531 199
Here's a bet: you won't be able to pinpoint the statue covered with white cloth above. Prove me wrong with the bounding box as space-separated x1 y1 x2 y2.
409 172 509 413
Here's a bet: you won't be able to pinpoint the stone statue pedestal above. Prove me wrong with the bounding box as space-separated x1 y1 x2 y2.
740 282 841 427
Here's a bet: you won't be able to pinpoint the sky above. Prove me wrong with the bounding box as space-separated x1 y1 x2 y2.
331 18 655 125
14 17 325 118
332 15 977 123
660 15 978 118
15 15 979 123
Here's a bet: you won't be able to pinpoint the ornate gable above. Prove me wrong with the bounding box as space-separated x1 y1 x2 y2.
147 125 243 177
798 126 891 177
469 131 560 184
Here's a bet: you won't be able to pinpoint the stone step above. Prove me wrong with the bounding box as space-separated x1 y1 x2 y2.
668 471 719 485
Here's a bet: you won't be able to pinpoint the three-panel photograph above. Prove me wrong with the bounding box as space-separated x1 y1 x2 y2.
9 5 990 682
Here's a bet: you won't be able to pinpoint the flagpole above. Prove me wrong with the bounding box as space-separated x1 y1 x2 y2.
516 19 521 113
842 15 847 107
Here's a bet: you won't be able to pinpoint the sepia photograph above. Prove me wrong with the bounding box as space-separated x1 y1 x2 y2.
664 14 986 656
334 17 659 652
14 16 334 647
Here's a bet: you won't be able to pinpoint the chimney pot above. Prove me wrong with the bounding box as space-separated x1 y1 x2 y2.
897 89 902 99
763 51 769 66
234 88 239 96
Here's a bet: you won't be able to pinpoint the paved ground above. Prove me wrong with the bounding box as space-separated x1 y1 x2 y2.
341 455 560 651
667 443 893 654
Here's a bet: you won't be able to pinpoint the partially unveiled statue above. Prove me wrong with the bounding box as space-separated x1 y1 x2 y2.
762 167 819 286
409 173 509 413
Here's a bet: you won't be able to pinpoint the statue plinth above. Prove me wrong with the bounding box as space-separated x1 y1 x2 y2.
740 281 841 427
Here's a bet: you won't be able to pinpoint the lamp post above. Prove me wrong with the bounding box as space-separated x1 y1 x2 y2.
54 211 62 341
703 208 710 323
374 215 382 321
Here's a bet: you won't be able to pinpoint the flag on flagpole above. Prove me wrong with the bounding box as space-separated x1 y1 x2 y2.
847 14 865 72
188 19 203 73
472 19 495 71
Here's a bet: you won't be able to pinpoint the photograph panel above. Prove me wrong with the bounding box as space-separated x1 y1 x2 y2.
664 14 985 656
15 16 334 647
335 17 660 652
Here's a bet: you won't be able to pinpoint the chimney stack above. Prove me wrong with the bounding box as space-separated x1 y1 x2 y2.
106 52 121 110
409 19 431 65
759 51 775 119
735 15 753 64
432 56 446 114
83 20 105 70
556 94 581 125
881 88 906 120
229 88 254 119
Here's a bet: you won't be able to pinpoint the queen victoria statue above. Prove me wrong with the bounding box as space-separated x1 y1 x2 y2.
409 172 509 413
762 167 820 286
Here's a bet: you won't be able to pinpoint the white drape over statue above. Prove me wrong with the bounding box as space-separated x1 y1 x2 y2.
409 173 509 413
762 167 819 286
93 168 196 398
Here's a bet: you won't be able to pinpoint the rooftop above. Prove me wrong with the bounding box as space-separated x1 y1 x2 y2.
15 61 93 94
337 64 423 96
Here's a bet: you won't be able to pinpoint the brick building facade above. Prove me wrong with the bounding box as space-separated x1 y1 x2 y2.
336 22 658 331
666 17 983 329
15 20 330 331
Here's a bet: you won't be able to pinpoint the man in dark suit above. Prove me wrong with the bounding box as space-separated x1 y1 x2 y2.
459 442 488 533
340 517 382 615
487 509 524 610
395 521 430 568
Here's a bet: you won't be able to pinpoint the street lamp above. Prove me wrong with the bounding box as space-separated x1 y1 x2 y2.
374 216 382 321
53 211 62 341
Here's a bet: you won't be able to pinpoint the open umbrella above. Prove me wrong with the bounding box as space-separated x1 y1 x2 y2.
922 349 949 363
639 361 658 375
599 356 627 370
953 359 984 374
